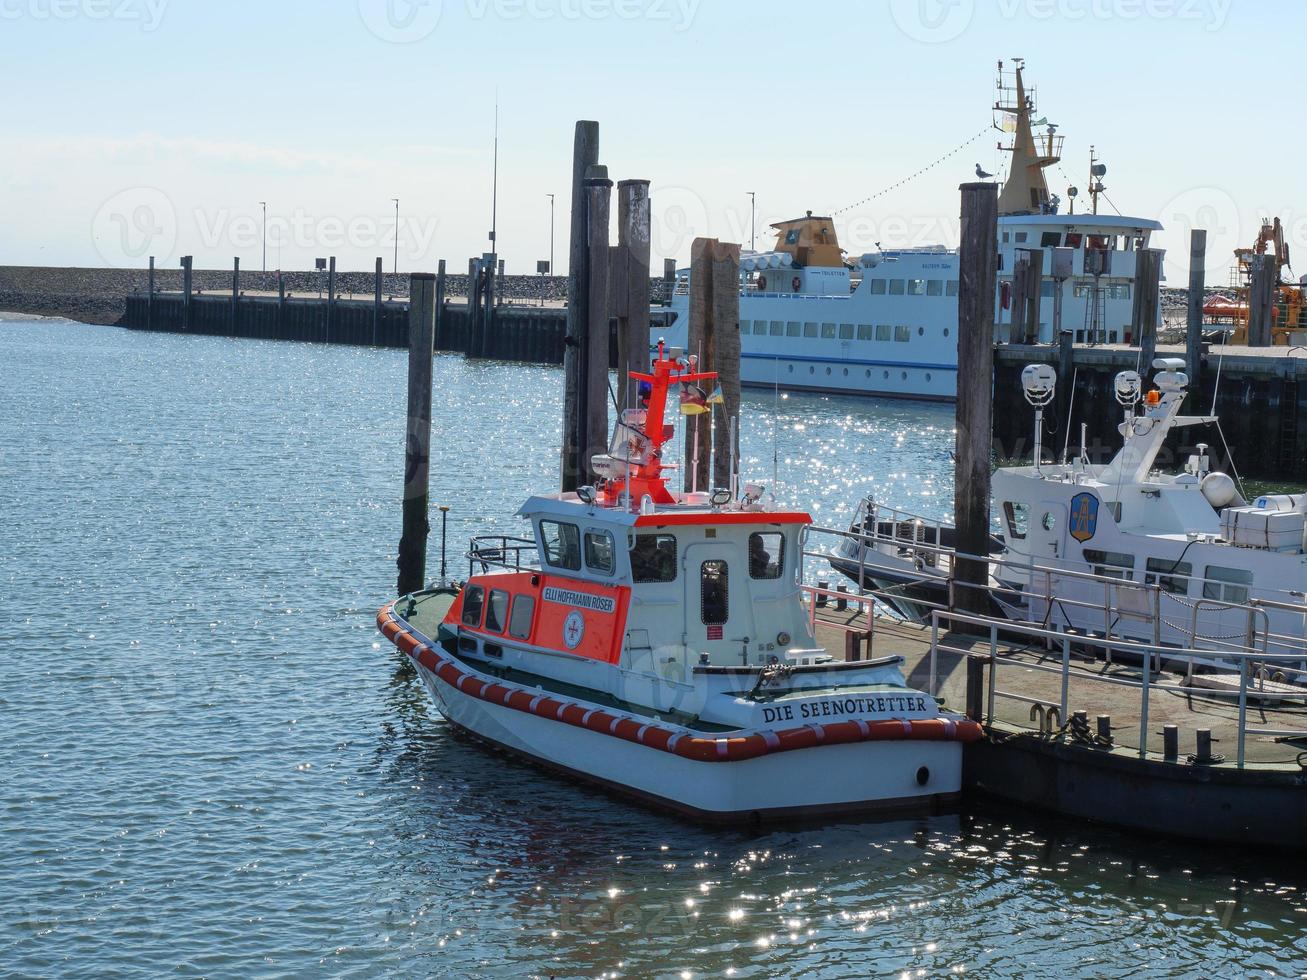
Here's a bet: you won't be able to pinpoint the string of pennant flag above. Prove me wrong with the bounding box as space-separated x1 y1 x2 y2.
831 128 990 216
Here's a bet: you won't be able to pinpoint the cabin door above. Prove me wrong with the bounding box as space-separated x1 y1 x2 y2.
683 542 756 665
1025 501 1069 626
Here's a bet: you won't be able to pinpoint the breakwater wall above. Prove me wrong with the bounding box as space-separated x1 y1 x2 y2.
993 344 1307 484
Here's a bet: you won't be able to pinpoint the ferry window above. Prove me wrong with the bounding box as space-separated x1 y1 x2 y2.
889 279 906 295
1041 231 1061 248
821 323 837 339
927 279 943 296
907 279 926 296
1041 281 1056 298
1085 549 1135 581
870 279 887 295
1146 558 1192 596
787 321 802 337
1065 232 1083 248
946 280 959 297
1015 232 1028 243
875 324 891 341
700 559 729 625
752 320 768 334
894 325 911 342
584 530 615 575
838 323 854 340
1203 566 1252 605
508 595 535 640
769 320 784 336
803 322 818 338
1003 502 1029 540
630 533 677 583
1073 285 1088 299
540 520 581 571
748 532 784 580
856 324 873 341
461 585 486 627
485 589 510 632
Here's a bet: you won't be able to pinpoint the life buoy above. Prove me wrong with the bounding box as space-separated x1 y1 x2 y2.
757 274 767 291
791 275 802 292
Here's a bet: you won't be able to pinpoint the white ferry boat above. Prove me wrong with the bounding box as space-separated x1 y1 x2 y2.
659 60 1163 401
378 345 980 821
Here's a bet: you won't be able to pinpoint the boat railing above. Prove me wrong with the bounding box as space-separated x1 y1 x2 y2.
802 521 1307 683
466 535 539 576
926 606 1307 769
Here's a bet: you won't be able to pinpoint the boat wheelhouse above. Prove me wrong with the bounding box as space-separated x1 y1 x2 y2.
378 345 980 821
657 60 1163 401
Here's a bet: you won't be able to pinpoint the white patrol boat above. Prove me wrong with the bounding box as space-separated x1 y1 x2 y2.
657 60 1162 401
834 358 1307 678
378 345 980 822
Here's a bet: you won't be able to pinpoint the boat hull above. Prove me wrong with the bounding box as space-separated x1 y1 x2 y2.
415 660 963 822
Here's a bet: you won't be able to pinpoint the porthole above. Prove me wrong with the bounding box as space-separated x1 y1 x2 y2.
925 372 932 382
883 370 889 380
825 367 832 375
901 371 908 380
809 366 815 374
943 327 950 337
918 327 925 336
865 369 871 378
842 368 848 376
787 364 794 373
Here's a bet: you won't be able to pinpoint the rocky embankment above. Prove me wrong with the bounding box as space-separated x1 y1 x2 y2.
0 266 674 325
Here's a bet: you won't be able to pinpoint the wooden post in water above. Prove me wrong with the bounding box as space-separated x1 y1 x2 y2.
1133 248 1162 366
326 256 337 343
615 178 651 410
1024 247 1043 343
953 182 998 619
434 259 447 350
397 272 437 596
584 168 612 483
231 257 240 332
1248 254 1276 347
146 256 155 329
662 258 677 308
562 120 599 492
1186 229 1207 407
373 257 383 347
277 270 286 333
710 242 742 493
684 237 715 493
1010 250 1029 344
181 255 193 330
1057 328 1074 452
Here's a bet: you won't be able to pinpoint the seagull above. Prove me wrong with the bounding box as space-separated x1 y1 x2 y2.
976 163 993 179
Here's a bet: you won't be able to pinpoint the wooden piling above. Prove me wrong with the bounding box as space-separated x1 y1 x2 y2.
397 271 437 596
662 258 677 308
373 257 383 346
434 259 447 351
231 257 240 332
1133 248 1162 367
615 179 651 411
326 256 337 343
953 182 998 620
562 120 600 492
1186 229 1207 405
147 256 155 330
277 271 286 333
181 255 193 330
1023 247 1043 343
584 168 612 484
1248 254 1276 347
710 242 742 493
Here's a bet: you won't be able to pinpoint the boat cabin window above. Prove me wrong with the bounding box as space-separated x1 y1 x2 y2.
1085 549 1135 581
894 325 911 342
1040 231 1061 248
787 321 802 337
927 280 943 297
907 279 926 296
946 280 959 296
540 520 582 571
870 279 887 295
484 589 510 632
584 530 616 575
888 279 905 295
1003 502 1029 540
819 322 836 339
769 321 784 336
1065 232 1083 248
461 585 485 627
752 320 767 334
803 322 818 338
838 323 854 339
701 559 729 625
508 595 535 640
1145 558 1192 596
748 532 785 580
1203 565 1253 605
1015 232 1028 243
857 324 873 340
630 533 677 583
875 324 891 341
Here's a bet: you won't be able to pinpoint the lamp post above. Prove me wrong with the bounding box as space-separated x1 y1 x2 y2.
547 192 555 282
748 191 756 252
391 197 400 274
259 201 267 272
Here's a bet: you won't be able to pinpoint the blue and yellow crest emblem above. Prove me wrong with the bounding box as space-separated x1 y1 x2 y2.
1069 492 1099 543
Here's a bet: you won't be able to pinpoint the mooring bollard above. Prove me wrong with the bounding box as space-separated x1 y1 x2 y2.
965 655 986 723
1096 714 1113 747
816 581 829 609
1195 728 1216 764
835 585 848 612
1162 724 1179 760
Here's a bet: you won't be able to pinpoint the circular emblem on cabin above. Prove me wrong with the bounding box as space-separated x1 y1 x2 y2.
562 611 585 650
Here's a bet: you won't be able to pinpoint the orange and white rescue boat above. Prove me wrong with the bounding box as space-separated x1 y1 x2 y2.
377 345 981 822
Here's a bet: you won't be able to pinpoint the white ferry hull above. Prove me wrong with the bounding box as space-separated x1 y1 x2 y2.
416 660 963 820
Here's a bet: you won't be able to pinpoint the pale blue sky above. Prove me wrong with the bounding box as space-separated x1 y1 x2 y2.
1 0 1299 285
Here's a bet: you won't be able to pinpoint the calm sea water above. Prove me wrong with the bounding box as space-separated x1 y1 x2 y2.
2 318 1304 978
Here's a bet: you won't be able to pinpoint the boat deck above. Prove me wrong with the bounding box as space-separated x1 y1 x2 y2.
811 606 1307 769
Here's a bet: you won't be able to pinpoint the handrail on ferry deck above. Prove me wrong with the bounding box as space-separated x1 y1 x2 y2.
467 535 539 577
